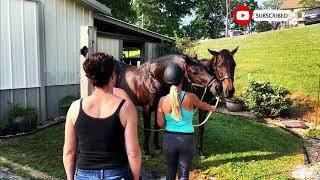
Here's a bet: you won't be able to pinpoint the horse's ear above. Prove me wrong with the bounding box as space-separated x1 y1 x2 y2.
184 55 191 65
231 46 239 55
208 49 218 57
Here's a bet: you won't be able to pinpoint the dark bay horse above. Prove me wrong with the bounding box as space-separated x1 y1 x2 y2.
114 54 220 156
187 47 238 157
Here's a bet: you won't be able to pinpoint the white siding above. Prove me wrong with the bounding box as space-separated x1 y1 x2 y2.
42 0 93 86
146 42 159 60
97 37 120 60
0 0 40 90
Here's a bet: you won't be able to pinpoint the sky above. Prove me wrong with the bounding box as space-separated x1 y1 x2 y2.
181 0 267 25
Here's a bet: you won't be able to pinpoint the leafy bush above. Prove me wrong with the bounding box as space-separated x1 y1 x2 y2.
8 103 38 133
305 128 320 139
0 120 9 136
256 21 272 32
242 80 292 117
159 32 198 56
58 96 77 115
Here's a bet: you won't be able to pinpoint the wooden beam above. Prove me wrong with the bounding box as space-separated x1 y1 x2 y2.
94 14 174 43
80 26 97 98
97 31 153 42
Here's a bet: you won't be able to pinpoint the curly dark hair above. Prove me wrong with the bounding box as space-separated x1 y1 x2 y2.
83 52 115 87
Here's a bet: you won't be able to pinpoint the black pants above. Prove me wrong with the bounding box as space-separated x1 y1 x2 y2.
163 132 194 180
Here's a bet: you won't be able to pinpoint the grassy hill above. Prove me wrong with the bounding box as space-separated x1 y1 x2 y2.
195 24 320 98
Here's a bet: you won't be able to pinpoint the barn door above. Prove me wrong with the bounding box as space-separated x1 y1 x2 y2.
80 26 96 98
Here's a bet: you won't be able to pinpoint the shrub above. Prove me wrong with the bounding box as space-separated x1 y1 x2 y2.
305 128 320 139
241 80 292 117
159 32 198 56
8 103 38 133
0 120 9 136
256 21 272 32
58 96 78 115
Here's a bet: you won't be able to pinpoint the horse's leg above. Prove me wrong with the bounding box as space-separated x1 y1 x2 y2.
143 108 151 157
198 110 207 158
153 110 161 154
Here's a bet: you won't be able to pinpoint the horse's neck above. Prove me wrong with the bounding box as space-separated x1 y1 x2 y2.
139 60 167 81
200 59 214 76
201 59 210 66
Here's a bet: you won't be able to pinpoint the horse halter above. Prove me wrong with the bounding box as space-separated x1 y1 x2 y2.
189 76 217 89
213 58 234 82
218 75 234 82
186 75 217 101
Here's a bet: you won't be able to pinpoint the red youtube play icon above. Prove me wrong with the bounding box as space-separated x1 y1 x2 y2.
233 5 253 26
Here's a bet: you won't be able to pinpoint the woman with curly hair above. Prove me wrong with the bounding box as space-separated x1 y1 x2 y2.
63 52 141 180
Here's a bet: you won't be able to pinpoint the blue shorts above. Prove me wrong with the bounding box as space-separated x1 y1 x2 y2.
74 166 132 180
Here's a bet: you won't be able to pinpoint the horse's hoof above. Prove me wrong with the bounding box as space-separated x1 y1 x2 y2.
154 149 161 155
199 155 206 160
143 155 151 160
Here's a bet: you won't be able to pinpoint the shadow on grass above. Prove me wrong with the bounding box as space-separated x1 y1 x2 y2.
139 112 304 179
0 109 304 179
197 113 303 154
194 152 287 169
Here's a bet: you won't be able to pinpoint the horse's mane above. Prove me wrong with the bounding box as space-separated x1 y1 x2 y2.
138 54 185 77
113 54 198 88
113 59 130 75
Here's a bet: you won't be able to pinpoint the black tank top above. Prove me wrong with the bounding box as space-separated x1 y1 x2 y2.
75 99 128 169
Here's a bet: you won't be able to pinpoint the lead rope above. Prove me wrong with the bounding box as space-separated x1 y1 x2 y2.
139 91 220 132
193 97 220 127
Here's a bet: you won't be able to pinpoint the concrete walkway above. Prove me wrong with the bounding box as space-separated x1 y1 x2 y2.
0 157 60 180
291 164 320 179
0 168 24 180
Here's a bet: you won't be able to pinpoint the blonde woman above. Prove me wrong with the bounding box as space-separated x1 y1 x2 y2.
157 64 216 180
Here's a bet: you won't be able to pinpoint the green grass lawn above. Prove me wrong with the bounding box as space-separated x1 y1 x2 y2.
0 125 65 178
123 50 140 58
0 113 303 179
195 24 320 98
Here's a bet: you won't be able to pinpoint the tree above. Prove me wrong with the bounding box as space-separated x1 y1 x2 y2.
299 0 320 7
182 0 226 40
97 0 137 23
133 0 194 36
262 0 283 9
181 17 210 40
255 21 272 32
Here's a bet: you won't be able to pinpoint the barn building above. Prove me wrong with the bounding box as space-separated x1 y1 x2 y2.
0 0 174 123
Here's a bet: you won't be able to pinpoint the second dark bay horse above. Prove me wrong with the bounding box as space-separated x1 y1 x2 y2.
114 54 220 156
187 47 238 157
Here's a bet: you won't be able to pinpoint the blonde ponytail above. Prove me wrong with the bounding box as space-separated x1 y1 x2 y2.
169 85 182 121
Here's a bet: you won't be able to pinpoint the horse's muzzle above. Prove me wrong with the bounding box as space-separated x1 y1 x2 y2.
209 81 223 95
224 88 235 98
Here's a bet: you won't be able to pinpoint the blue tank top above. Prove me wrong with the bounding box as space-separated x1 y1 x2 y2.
165 91 194 133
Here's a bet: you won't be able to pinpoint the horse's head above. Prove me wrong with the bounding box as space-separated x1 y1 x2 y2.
207 47 238 98
182 55 221 96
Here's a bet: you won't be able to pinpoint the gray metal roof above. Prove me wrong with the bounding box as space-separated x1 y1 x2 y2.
80 0 111 15
94 13 174 43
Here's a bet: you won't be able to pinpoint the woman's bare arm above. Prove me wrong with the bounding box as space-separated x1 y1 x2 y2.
120 101 141 180
157 97 165 127
189 93 216 112
63 100 79 180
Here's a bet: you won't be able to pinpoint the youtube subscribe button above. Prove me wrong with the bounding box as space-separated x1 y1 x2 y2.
233 6 292 26
253 10 291 21
233 6 253 26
